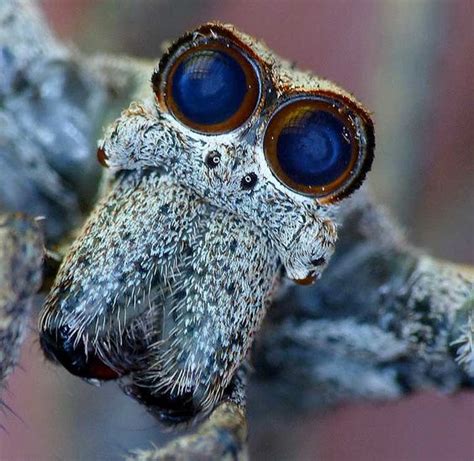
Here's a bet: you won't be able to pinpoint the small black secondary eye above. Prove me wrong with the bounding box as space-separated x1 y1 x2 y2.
241 172 258 190
311 256 326 266
163 43 260 134
205 151 221 168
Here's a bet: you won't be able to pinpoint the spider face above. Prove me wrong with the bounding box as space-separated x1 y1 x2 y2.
39 23 374 424
147 23 373 206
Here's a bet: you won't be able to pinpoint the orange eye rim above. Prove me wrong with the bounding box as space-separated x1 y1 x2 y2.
263 95 374 204
155 41 262 134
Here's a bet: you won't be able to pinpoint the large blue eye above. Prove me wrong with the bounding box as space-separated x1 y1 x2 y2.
165 45 260 133
277 110 352 186
264 98 372 202
172 50 246 124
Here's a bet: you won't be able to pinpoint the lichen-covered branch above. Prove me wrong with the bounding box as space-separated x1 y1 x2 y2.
130 401 247 461
253 196 473 412
0 213 44 386
0 0 147 243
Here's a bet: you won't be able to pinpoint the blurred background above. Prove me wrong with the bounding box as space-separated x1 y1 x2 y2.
2 0 473 460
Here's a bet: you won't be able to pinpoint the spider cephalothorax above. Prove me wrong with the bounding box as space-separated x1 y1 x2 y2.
39 22 374 424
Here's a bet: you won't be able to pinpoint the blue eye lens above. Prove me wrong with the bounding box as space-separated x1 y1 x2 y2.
172 50 247 125
165 45 260 133
264 98 371 201
276 110 352 187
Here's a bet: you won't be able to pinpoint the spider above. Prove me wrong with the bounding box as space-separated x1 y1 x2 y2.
38 21 374 424
1 3 472 460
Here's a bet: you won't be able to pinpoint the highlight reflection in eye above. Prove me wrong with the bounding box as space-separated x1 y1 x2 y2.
264 98 373 202
163 43 260 134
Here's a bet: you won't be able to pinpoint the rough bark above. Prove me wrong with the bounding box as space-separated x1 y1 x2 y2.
0 214 43 385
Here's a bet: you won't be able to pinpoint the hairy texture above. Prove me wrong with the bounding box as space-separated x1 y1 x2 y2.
41 169 279 420
99 99 339 282
0 0 147 243
39 21 374 423
450 281 474 376
0 213 44 385
0 1 473 460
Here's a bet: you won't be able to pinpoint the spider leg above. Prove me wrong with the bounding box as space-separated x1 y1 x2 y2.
0 213 44 386
127 366 249 461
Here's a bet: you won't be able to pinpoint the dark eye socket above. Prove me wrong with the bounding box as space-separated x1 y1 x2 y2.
264 97 373 203
162 43 260 133
205 151 221 168
241 172 258 190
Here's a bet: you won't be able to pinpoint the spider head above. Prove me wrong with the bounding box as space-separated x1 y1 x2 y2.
100 22 374 283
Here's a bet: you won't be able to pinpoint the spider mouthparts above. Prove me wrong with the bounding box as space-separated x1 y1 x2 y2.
40 328 124 381
292 273 318 285
125 383 201 425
